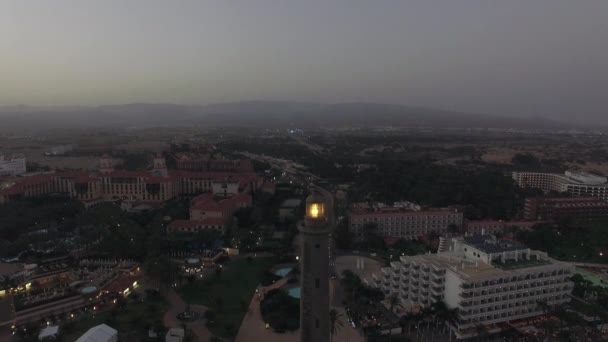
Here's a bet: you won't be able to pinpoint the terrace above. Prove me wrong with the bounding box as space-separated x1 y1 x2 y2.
493 258 551 271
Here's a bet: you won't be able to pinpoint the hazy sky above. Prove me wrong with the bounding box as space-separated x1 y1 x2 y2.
1 1 607 123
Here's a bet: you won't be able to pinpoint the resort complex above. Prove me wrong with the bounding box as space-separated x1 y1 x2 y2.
0 155 263 207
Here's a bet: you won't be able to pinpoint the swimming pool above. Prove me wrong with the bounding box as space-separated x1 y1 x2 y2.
186 258 200 264
80 286 97 295
274 267 293 277
287 287 301 299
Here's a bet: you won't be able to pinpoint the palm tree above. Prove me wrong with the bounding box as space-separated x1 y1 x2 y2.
388 293 399 312
430 301 459 341
215 296 224 312
329 309 344 342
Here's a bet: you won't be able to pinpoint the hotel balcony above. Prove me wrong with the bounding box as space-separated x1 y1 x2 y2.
430 286 443 295
459 292 570 311
430 272 444 281
459 274 570 292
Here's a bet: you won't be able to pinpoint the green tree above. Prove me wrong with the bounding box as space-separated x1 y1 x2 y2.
329 309 344 342
388 293 399 312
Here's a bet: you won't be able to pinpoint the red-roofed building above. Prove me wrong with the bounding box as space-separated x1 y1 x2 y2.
349 202 463 240
0 155 262 207
170 192 252 234
524 196 608 221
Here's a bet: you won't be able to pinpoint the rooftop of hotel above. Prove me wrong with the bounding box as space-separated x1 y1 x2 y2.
464 235 527 254
565 170 607 185
388 252 502 280
389 249 567 281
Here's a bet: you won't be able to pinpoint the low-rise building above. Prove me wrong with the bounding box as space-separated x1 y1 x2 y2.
524 196 608 221
513 171 608 200
168 192 252 234
367 235 574 339
349 202 463 240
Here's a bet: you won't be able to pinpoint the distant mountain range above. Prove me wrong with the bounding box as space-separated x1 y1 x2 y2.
0 101 578 131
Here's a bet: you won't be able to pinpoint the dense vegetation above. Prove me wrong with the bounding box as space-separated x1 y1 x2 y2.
350 161 519 219
220 134 533 220
180 257 278 339
260 289 300 332
0 196 84 258
517 220 608 263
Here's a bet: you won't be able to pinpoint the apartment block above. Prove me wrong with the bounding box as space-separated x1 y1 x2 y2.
513 171 608 200
366 235 573 339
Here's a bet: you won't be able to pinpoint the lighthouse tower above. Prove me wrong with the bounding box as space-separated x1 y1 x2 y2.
299 188 332 342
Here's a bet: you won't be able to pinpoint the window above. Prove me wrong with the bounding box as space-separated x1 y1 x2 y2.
315 243 320 249
315 319 319 328
315 278 320 288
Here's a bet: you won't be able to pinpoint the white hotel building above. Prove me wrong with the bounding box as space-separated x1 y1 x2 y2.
512 170 608 200
0 155 26 176
366 235 574 339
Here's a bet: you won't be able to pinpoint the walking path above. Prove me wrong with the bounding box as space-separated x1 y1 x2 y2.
163 289 211 341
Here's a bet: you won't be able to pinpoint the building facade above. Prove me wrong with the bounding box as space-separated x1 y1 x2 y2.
349 202 464 240
524 196 608 221
513 171 608 200
168 192 252 234
464 220 505 235
367 235 573 339
0 155 262 207
0 155 26 176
